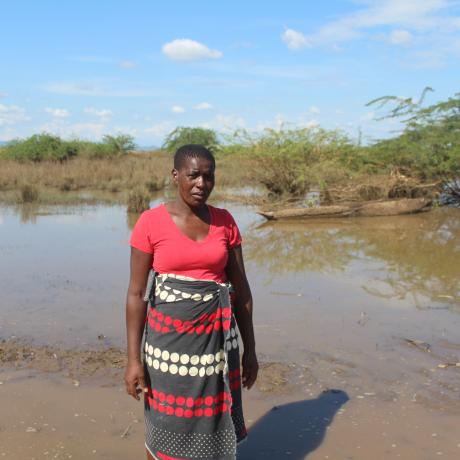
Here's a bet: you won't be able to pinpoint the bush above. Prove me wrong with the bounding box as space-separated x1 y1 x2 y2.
102 134 136 155
3 133 77 162
127 188 151 212
220 127 358 196
366 90 460 180
75 140 118 159
1 133 137 162
162 127 219 154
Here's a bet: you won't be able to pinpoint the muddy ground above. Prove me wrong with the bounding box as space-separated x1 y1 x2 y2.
1 337 459 460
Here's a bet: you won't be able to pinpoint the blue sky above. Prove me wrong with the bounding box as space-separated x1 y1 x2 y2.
0 0 459 146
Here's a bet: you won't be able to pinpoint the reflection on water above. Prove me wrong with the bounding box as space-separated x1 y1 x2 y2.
17 203 40 224
246 220 359 274
126 210 141 230
0 202 459 347
245 208 460 309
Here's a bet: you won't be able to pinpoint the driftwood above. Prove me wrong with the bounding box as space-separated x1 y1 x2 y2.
258 198 432 221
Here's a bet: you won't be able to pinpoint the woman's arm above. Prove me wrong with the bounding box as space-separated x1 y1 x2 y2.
226 245 258 390
124 247 153 400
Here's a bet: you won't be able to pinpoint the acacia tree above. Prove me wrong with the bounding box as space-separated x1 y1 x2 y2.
366 88 460 181
162 127 219 154
102 134 136 155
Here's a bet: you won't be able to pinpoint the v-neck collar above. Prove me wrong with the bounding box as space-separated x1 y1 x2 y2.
161 203 213 244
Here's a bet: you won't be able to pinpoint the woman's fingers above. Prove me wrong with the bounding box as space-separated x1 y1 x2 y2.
139 376 148 394
126 379 140 400
124 363 146 400
242 354 258 390
244 367 257 389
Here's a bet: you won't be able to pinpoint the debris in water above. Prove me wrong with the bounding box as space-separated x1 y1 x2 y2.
437 362 460 369
404 338 431 353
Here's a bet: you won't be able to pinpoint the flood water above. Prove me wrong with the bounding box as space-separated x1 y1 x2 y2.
1 198 459 459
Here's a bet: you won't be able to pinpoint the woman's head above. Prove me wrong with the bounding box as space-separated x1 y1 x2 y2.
172 144 215 208
173 144 215 170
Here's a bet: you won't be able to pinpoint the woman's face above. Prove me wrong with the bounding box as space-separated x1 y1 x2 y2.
173 156 215 207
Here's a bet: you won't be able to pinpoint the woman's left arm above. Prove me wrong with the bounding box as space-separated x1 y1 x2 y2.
226 245 258 389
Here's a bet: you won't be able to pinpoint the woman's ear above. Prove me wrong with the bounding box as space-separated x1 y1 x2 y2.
171 168 179 184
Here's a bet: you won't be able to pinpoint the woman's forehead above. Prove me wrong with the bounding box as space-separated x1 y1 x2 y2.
179 156 215 171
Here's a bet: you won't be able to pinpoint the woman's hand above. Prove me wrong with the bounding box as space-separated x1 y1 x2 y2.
242 349 258 390
124 360 148 400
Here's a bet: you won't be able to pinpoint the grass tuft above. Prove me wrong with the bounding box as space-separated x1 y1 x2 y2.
20 185 39 203
127 188 151 213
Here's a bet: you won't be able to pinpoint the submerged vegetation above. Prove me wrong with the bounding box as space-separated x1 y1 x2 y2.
0 90 459 206
127 187 151 213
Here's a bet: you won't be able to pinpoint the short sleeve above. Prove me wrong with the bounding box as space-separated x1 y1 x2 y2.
225 210 242 249
129 211 154 254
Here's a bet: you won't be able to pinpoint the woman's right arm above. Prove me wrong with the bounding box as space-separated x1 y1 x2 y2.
124 247 153 400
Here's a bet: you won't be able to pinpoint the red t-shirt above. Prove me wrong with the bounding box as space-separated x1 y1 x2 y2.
129 203 242 283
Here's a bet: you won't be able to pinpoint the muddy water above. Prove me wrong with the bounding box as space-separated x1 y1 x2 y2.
0 201 459 459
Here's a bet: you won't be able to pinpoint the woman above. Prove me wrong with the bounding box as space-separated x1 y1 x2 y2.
124 144 258 460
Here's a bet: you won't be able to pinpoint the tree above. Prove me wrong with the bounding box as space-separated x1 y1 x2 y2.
366 89 460 180
102 134 136 155
162 127 219 154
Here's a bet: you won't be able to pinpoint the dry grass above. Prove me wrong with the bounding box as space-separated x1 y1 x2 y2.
0 151 172 193
0 151 255 203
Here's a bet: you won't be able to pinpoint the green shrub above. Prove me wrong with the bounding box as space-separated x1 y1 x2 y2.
75 141 118 159
220 127 358 196
102 134 136 155
162 127 219 154
366 90 460 180
1 133 137 162
3 133 77 162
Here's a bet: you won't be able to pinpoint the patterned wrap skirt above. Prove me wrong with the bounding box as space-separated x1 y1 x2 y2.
143 271 247 460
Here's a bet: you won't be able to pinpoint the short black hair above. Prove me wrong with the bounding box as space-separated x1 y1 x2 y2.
173 144 215 170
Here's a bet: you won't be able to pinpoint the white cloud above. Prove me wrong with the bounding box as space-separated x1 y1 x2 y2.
39 120 107 140
162 39 223 61
144 121 175 138
69 56 138 69
389 29 413 45
281 29 312 50
0 92 7 98
0 104 29 126
43 81 158 97
255 114 322 132
308 105 321 114
84 107 113 119
282 0 459 49
304 119 319 129
45 107 70 118
171 105 185 114
0 127 19 141
201 114 246 133
255 114 287 131
194 102 213 110
112 126 139 137
120 60 137 69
